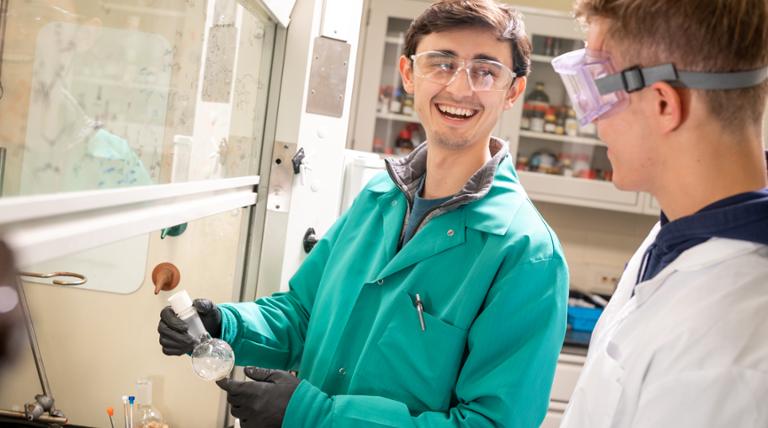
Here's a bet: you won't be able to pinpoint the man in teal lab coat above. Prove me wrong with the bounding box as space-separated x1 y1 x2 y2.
158 1 568 426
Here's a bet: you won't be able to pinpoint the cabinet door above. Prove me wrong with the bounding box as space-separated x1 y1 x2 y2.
498 10 647 214
353 0 429 155
541 406 565 428
550 352 586 402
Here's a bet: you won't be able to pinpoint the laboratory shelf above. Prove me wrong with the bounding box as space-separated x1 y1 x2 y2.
531 53 556 63
385 36 404 44
376 111 420 123
519 130 604 147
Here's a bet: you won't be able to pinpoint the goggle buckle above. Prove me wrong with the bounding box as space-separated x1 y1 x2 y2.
621 67 646 93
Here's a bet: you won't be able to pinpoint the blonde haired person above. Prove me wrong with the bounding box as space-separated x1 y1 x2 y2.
550 0 768 426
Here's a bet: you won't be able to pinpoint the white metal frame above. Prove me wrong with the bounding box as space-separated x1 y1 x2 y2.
238 0 296 27
255 0 366 295
0 176 259 267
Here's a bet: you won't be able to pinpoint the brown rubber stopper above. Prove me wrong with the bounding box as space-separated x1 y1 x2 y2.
152 262 181 295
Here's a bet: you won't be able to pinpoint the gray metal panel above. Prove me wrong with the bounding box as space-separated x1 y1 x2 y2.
306 37 351 117
266 142 297 212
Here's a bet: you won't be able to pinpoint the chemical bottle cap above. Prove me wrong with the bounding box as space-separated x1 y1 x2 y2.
398 129 412 139
168 290 193 315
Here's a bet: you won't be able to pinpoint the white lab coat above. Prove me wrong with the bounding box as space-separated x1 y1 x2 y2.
561 223 768 428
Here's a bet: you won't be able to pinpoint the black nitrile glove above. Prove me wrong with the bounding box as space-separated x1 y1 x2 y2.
217 367 299 428
157 298 222 355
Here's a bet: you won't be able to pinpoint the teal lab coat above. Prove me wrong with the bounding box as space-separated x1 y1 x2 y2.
219 156 568 427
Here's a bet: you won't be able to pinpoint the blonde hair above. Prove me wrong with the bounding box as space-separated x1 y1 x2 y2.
575 0 768 129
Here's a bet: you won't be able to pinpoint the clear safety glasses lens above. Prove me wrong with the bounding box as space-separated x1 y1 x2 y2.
411 51 516 92
552 48 628 125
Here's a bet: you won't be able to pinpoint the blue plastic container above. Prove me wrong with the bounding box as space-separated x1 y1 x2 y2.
567 306 604 332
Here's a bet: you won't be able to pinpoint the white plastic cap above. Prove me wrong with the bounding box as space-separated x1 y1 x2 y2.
168 290 193 315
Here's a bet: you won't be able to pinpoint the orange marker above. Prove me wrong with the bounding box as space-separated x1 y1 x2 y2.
106 407 116 428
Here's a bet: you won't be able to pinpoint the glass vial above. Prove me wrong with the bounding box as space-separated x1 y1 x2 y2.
135 378 164 428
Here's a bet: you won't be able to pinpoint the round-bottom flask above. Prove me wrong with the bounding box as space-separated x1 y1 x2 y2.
136 406 164 428
191 337 235 381
169 290 235 381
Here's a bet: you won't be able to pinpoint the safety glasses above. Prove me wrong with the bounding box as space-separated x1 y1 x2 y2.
410 51 517 92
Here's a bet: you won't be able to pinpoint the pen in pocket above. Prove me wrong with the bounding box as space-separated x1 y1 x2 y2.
414 293 426 332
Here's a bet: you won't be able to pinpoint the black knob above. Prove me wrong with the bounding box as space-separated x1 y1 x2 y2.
303 227 318 253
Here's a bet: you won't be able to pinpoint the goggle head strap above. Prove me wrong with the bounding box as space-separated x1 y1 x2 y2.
595 64 768 95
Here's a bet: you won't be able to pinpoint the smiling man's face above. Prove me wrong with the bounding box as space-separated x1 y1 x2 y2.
400 26 524 151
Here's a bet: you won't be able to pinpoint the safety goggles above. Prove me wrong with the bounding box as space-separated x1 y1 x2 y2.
552 48 768 125
410 51 517 92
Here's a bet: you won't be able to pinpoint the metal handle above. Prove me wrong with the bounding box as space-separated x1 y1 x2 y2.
303 227 318 253
18 271 87 286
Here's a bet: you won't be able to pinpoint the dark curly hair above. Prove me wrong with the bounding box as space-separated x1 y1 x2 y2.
403 0 531 77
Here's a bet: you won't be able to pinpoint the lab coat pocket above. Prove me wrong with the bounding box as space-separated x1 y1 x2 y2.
357 291 467 413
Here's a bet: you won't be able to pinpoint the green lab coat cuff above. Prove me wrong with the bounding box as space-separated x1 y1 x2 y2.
214 300 300 369
284 380 333 427
217 303 239 344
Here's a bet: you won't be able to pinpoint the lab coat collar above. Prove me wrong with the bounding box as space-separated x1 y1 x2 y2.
464 157 525 236
383 138 508 198
382 137 509 211
369 155 523 237
367 176 396 193
633 238 765 304
638 188 768 282
368 156 524 280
